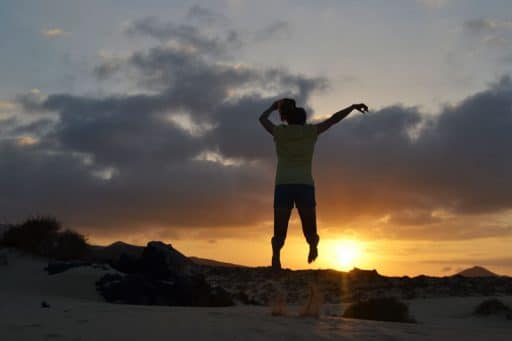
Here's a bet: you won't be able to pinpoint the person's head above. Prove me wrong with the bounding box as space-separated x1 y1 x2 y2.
278 98 296 121
285 107 307 125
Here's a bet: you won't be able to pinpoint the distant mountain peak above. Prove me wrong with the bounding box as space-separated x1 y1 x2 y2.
189 256 246 268
456 266 498 277
108 241 132 247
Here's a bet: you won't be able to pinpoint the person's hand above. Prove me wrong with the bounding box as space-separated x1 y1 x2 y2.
352 103 369 114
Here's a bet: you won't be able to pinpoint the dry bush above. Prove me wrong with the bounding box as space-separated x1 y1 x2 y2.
1 216 89 260
474 298 511 318
40 229 89 260
343 297 415 323
1 216 60 253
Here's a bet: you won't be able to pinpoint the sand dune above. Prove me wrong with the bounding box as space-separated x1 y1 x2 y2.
1 251 511 340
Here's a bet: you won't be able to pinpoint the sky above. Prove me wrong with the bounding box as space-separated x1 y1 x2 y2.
1 0 512 276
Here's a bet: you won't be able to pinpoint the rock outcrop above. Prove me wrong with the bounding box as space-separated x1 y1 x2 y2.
96 241 233 307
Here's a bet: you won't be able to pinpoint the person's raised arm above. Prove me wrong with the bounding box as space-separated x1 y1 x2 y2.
259 101 279 136
315 103 368 135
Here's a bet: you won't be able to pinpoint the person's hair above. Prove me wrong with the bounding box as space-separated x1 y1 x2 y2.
286 107 307 125
281 98 296 108
279 98 296 121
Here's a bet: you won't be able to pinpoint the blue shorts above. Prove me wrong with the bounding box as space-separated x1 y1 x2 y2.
274 184 316 209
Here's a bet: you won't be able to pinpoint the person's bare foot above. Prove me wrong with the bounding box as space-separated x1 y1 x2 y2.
307 245 318 263
307 235 319 263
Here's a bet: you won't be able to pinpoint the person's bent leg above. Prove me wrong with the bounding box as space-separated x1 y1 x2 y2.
295 185 319 263
297 205 319 263
272 207 292 269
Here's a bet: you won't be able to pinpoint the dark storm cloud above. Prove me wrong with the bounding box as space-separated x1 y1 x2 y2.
98 42 325 120
315 77 512 231
93 59 123 80
41 92 203 166
126 45 257 107
16 90 47 113
4 13 512 241
3 16 324 239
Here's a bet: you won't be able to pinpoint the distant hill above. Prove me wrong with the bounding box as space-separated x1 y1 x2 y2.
88 241 144 261
456 266 498 277
89 241 245 268
189 256 246 268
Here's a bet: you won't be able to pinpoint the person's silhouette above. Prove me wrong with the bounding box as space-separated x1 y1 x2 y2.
259 99 368 269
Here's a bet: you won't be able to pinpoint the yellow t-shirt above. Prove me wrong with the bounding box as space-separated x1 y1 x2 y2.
273 124 318 185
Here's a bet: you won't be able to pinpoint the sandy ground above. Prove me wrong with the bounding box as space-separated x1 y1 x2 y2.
1 251 511 340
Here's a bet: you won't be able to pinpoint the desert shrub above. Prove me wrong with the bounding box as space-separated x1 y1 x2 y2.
1 216 60 253
343 297 415 323
474 298 511 318
39 229 89 260
0 217 89 260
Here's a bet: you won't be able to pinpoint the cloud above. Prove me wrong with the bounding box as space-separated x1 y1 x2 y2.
4 17 324 240
462 18 512 48
373 218 512 241
93 58 123 79
314 76 512 229
254 20 292 41
41 28 69 38
386 209 442 226
186 5 228 26
5 14 512 242
463 19 512 35
441 266 452 273
0 101 16 111
124 16 240 56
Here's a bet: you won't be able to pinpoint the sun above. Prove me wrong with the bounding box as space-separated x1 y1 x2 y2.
335 240 362 271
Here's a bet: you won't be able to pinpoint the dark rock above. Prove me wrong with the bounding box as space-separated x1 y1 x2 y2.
112 253 141 274
95 241 233 307
45 261 91 275
96 273 234 307
348 268 382 284
234 291 262 305
41 301 50 308
139 241 195 280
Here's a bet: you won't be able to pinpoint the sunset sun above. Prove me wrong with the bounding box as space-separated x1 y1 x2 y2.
334 240 362 271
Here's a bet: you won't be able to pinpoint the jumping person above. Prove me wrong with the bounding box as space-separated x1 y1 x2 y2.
259 99 368 269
